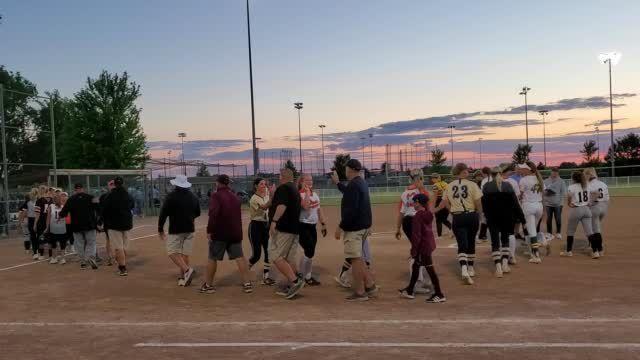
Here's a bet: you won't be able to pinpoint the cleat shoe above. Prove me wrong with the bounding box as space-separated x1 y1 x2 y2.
495 263 503 278
59 258 67 265
88 258 98 269
529 255 542 264
32 253 39 260
592 251 600 259
502 259 511 273
199 283 216 294
261 278 276 286
177 278 186 286
463 275 474 285
426 294 447 303
560 251 573 257
345 293 370 302
467 266 476 277
333 275 351 288
243 282 254 293
49 257 58 264
398 289 415 299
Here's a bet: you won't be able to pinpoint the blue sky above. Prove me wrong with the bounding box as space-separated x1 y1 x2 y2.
2 0 639 169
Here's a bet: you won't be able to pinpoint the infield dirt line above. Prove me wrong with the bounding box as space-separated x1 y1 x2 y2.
3 317 640 327
132 342 640 349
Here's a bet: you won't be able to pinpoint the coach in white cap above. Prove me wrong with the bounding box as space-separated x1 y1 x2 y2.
158 175 201 286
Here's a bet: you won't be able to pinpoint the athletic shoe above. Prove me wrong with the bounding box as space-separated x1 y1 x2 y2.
508 257 517 265
80 262 88 270
333 275 351 289
467 266 476 277
199 283 216 294
398 289 415 299
529 255 542 264
59 258 67 265
106 258 113 266
38 255 45 261
345 293 370 302
49 257 58 264
592 251 601 259
365 284 380 297
305 277 321 286
177 278 186 286
95 255 103 263
275 286 290 296
88 258 99 270
243 282 253 293
555 233 562 240
285 279 305 299
560 251 573 257
502 259 511 274
119 268 128 276
463 276 474 285
495 263 503 278
426 294 447 303
183 268 195 286
261 278 276 286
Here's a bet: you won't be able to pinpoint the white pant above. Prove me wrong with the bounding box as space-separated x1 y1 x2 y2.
522 202 543 240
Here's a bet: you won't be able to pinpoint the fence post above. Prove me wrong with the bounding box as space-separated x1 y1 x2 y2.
0 84 10 235
50 97 58 187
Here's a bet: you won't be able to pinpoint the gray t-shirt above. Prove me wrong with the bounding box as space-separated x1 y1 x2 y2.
21 200 36 218
543 177 567 207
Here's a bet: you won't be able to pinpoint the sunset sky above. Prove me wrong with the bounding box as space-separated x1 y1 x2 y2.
2 0 639 174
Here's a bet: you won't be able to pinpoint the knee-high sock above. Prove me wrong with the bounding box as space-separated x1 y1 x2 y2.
425 265 443 296
299 256 313 279
509 235 517 258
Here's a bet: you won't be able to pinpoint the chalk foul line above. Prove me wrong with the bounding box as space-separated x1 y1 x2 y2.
132 342 640 349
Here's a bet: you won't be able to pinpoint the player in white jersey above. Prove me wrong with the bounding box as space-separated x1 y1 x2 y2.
517 161 545 263
584 168 609 257
561 171 596 258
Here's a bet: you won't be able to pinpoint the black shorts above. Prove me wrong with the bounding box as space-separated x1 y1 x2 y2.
208 240 243 261
49 233 68 249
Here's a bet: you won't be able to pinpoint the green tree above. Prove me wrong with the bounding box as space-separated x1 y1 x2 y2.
430 148 446 168
605 133 640 166
512 143 532 164
580 140 600 166
558 161 578 169
61 71 148 169
196 163 211 177
332 153 351 181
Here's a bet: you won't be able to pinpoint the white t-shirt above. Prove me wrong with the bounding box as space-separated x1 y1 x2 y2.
49 205 67 234
300 192 320 224
505 178 521 198
587 179 610 202
567 183 590 207
520 175 544 203
399 187 428 217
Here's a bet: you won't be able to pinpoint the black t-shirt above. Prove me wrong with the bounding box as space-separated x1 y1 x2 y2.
268 182 301 234
35 197 52 228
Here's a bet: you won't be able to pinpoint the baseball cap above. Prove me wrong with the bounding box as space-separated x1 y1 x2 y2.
217 174 232 185
113 176 124 186
74 183 84 189
412 193 429 206
345 159 363 171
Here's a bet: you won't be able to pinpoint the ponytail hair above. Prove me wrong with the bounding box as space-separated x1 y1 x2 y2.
572 170 587 189
526 160 544 192
491 167 503 191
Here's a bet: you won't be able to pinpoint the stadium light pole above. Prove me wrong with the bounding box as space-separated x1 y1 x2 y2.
319 124 326 175
538 110 549 166
294 102 304 172
448 125 456 167
368 133 373 170
360 137 366 164
246 0 259 176
478 137 483 167
599 52 621 177
519 86 531 145
595 126 601 160
255 137 262 173
178 132 187 176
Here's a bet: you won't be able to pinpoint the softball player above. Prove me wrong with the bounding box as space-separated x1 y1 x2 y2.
430 174 452 238
502 164 521 264
395 169 431 293
248 178 275 285
298 174 327 286
517 161 545 263
561 171 595 257
584 168 609 257
435 163 482 285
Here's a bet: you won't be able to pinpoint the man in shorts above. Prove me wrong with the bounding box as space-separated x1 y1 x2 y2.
331 159 377 301
60 183 99 270
158 175 200 286
102 177 134 276
268 168 305 299
200 175 253 294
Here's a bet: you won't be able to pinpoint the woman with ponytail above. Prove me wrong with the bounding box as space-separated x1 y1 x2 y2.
517 161 545 263
561 171 596 258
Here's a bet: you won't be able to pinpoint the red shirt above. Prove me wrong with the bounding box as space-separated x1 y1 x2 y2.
411 208 436 257
207 186 242 243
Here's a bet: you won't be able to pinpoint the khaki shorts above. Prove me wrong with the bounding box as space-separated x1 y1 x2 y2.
166 233 194 256
268 230 299 263
107 230 129 250
343 229 371 259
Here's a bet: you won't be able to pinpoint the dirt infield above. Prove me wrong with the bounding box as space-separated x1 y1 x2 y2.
1 198 639 359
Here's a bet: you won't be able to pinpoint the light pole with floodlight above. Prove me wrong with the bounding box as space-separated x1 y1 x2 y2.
294 102 304 172
519 86 531 146
447 125 456 167
178 132 187 175
599 52 621 177
319 124 326 175
538 110 549 166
